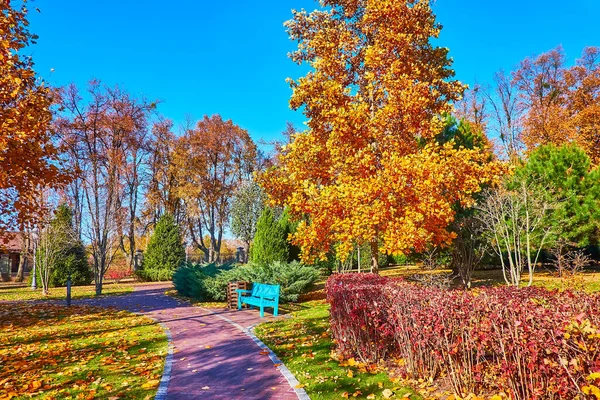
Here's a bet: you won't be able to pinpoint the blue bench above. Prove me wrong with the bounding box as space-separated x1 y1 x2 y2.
237 283 280 318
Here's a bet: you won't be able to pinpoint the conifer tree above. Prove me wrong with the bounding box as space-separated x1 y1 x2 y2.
142 214 185 281
514 144 600 247
249 208 288 265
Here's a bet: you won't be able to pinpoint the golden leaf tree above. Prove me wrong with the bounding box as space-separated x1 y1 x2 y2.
0 1 68 232
259 0 504 271
173 115 258 263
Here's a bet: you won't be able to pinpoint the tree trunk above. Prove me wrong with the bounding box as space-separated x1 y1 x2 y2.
370 239 379 274
15 235 28 282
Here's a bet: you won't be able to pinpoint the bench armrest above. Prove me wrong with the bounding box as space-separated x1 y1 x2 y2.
237 289 252 294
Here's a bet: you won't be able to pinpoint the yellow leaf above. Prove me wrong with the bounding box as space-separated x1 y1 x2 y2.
367 394 376 400
141 379 160 389
347 370 354 378
382 388 394 398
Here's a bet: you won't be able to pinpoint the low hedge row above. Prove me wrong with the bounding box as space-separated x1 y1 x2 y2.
173 261 319 303
326 273 600 399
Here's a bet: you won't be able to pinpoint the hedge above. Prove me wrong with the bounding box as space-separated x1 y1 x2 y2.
326 273 600 398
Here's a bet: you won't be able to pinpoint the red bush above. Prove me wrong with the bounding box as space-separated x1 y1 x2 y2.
104 264 133 282
327 273 600 398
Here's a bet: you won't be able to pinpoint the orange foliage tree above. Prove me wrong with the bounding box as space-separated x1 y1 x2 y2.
0 1 69 232
173 115 258 263
514 46 600 163
259 0 504 271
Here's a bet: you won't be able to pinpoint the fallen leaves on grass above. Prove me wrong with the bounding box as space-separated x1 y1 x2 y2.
254 300 418 400
0 302 166 399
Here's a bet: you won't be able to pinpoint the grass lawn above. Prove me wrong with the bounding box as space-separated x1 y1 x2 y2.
0 284 134 302
255 300 419 400
0 302 167 400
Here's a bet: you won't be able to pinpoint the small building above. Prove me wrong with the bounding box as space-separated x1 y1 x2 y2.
0 233 27 281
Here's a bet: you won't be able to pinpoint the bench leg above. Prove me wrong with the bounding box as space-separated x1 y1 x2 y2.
238 297 241 310
273 303 278 317
259 305 264 318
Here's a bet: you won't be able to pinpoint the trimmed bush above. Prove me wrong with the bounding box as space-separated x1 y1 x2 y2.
327 273 600 398
172 263 210 300
207 261 319 302
139 213 185 281
173 261 319 303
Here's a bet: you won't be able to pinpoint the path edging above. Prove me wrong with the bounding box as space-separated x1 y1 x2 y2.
154 322 174 400
199 307 311 400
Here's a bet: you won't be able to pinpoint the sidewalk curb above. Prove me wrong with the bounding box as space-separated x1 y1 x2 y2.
200 307 311 400
155 322 174 400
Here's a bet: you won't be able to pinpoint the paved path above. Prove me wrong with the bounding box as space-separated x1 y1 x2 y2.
81 283 301 399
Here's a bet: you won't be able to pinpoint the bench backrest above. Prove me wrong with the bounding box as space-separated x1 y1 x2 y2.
251 283 280 300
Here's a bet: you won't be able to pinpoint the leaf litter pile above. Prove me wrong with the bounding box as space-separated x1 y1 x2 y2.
0 302 167 399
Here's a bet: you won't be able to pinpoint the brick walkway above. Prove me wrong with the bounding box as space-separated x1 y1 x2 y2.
82 283 301 399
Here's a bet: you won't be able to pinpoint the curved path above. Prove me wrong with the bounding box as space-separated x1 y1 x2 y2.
82 283 303 399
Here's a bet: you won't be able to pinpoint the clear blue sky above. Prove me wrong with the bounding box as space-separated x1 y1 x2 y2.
27 0 600 145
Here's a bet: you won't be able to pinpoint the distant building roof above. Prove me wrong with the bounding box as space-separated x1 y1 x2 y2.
0 233 23 253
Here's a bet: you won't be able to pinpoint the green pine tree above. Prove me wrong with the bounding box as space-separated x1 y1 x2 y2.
142 213 185 281
249 208 288 265
514 143 600 247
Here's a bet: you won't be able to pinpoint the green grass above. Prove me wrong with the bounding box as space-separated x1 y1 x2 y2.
0 283 134 302
255 300 419 400
0 302 167 399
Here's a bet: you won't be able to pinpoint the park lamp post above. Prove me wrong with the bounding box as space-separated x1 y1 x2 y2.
134 249 144 271
66 273 72 307
30 230 38 290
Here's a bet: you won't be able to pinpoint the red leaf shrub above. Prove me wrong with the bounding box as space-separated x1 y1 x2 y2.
104 263 133 283
327 273 600 398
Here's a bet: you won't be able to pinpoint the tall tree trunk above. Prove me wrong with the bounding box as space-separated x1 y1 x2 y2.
15 234 28 282
370 239 379 274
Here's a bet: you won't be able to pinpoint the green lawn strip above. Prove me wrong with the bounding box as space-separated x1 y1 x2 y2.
0 284 134 302
0 302 167 399
254 300 419 400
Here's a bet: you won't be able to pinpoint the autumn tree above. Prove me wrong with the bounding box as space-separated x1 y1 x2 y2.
512 46 600 163
0 1 69 232
174 115 258 263
259 0 504 272
565 47 600 163
56 81 156 295
483 71 524 161
142 119 184 229
513 46 573 150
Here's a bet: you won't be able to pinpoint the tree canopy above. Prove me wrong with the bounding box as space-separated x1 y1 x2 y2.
259 0 504 270
0 2 69 232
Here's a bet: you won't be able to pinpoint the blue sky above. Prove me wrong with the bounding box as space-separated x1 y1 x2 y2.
27 0 600 146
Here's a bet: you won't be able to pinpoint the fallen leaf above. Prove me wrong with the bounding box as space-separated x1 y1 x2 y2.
383 388 394 398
